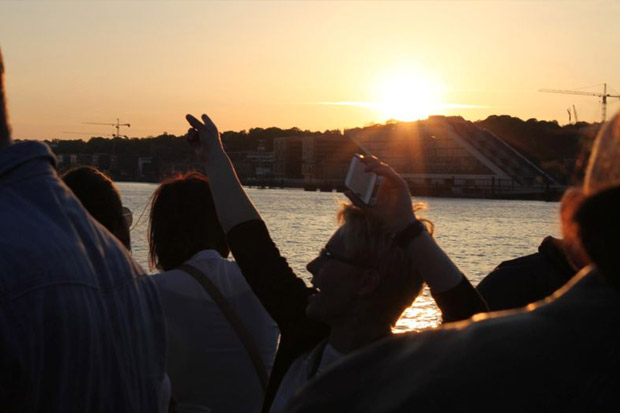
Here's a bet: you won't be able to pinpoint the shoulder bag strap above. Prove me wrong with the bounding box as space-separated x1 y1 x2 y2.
178 263 269 391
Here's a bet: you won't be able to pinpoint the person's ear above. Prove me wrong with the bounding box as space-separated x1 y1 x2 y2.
357 268 381 297
560 187 589 269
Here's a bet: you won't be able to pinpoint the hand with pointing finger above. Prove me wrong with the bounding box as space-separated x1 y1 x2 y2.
185 113 225 159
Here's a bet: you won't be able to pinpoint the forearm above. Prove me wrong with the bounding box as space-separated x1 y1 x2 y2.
405 230 487 321
432 276 488 323
405 230 463 293
203 151 260 232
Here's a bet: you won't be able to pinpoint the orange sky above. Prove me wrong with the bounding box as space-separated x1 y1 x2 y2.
1 1 619 140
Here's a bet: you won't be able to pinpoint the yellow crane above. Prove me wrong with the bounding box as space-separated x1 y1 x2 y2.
539 83 620 123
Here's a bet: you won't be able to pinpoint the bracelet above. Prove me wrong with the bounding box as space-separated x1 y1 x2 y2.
393 220 426 248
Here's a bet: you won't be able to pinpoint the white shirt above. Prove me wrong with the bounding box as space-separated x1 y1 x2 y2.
152 249 278 413
270 342 343 413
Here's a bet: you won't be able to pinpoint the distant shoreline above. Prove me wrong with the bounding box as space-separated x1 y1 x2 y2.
115 178 563 202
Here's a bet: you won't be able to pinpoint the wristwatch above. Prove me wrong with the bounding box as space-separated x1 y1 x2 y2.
393 220 426 248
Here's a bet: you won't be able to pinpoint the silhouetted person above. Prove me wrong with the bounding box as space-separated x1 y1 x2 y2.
184 113 487 412
0 48 168 411
477 236 575 310
477 189 589 311
62 166 132 250
149 172 278 413
287 113 620 413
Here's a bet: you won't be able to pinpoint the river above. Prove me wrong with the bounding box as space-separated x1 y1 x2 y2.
117 182 561 331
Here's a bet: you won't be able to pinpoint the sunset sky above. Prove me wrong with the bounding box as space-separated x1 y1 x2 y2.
1 1 619 140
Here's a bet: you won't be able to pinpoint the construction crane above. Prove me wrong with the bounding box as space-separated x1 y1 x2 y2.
62 131 114 137
539 83 620 123
83 118 131 139
82 118 131 155
566 105 579 124
573 104 579 123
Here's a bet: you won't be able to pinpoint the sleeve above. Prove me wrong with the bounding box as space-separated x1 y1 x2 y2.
432 275 489 323
226 219 329 411
226 220 326 336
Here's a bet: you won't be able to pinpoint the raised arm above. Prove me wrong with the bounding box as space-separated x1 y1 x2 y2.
348 157 487 321
186 114 259 231
184 114 326 328
185 114 329 410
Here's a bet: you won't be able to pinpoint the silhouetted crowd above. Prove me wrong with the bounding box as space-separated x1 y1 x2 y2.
2 48 619 412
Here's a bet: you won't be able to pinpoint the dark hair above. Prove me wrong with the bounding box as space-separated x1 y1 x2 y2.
574 185 620 290
148 172 228 271
62 166 130 250
0 48 11 146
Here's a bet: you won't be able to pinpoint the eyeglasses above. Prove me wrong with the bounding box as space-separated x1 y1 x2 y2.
122 206 133 228
319 247 368 268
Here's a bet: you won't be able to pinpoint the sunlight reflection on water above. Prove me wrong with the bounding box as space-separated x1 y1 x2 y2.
393 290 441 333
118 183 561 331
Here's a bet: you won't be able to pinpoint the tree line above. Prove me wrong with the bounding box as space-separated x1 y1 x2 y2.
43 116 598 185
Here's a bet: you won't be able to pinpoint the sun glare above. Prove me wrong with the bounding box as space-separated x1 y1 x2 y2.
373 70 444 122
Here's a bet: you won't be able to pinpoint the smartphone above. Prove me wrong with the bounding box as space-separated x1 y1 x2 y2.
345 154 383 205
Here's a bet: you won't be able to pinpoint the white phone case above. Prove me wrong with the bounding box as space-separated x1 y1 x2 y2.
345 155 382 205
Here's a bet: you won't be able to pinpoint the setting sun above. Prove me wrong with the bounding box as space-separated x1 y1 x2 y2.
373 70 444 122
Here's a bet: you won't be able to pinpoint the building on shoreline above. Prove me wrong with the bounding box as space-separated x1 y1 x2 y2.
342 116 561 199
49 116 567 199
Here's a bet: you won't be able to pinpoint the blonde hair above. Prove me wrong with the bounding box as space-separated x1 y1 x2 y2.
585 112 620 194
335 203 430 324
336 202 434 259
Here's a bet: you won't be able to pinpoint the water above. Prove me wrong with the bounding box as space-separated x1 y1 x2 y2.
118 182 561 332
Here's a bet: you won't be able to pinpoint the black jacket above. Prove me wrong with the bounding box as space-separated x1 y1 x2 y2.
477 236 576 311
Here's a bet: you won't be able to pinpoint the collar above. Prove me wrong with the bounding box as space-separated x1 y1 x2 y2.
538 236 576 279
188 249 226 262
0 141 56 179
306 339 329 379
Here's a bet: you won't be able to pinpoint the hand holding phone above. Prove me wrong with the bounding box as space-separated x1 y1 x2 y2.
345 155 417 233
344 154 383 205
